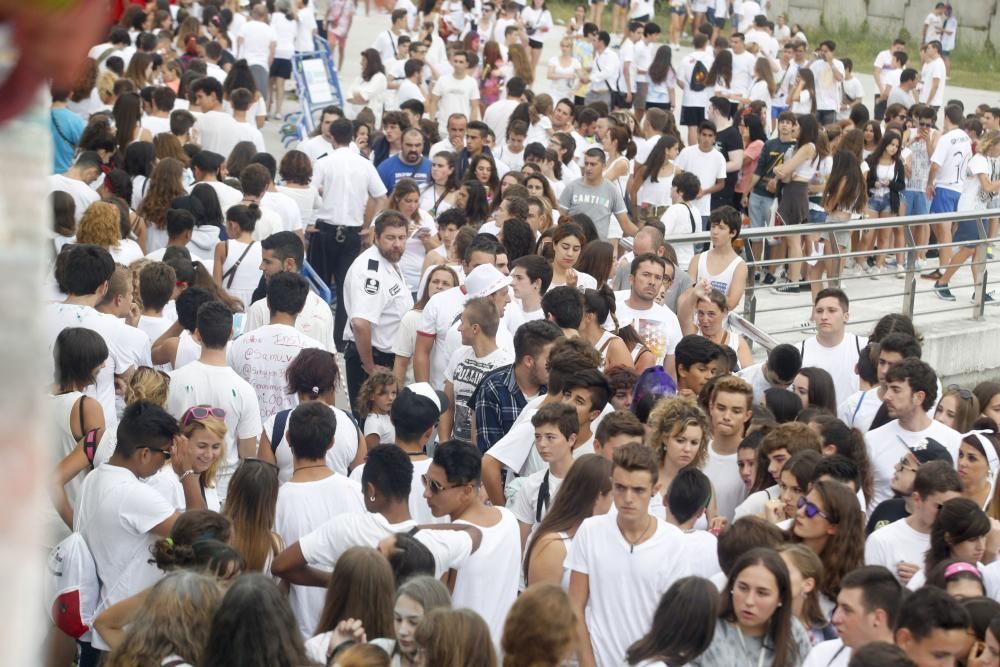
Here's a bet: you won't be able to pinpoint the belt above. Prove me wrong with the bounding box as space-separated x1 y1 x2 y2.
344 341 394 359
316 220 361 231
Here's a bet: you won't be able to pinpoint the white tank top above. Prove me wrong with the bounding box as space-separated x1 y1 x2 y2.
791 143 819 181
47 392 88 545
221 239 263 310
557 531 572 591
175 329 202 369
697 253 744 298
594 330 623 371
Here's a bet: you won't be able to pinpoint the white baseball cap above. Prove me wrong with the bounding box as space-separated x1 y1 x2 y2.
463 263 511 299
405 381 450 413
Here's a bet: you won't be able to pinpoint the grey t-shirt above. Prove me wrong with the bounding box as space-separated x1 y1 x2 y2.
559 178 628 239
691 618 813 667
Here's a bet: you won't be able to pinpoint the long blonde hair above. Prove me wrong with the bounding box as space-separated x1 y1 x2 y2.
104 571 221 667
183 415 227 489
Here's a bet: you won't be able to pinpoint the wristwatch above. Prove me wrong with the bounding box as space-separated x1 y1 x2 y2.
179 469 198 481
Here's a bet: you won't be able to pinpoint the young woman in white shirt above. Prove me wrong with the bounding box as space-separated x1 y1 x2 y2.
602 125 634 204
268 1 298 118
277 149 322 231
346 49 389 128
625 576 719 666
522 454 613 589
213 204 264 310
644 45 678 112
772 114 819 293
546 37 583 101
77 200 146 266
548 222 598 290
223 459 284 574
631 135 680 225
522 0 554 70
647 396 718 525
580 286 634 371
419 151 461 217
788 68 817 116
386 178 440 294
678 284 753 369
367 576 452 667
748 57 776 125
393 265 459 387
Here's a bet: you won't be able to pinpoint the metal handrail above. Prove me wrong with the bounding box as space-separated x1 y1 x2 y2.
663 208 999 346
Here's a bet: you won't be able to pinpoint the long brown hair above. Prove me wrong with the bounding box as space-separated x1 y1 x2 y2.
315 546 395 639
523 455 612 582
414 608 497 667
795 479 865 599
223 459 281 572
416 265 459 310
720 549 800 667
138 157 187 229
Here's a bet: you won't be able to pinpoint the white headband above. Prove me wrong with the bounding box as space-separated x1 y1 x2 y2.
963 429 1000 477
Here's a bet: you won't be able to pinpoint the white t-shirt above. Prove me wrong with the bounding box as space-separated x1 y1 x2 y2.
502 301 544 338
266 404 360 482
244 289 335 353
958 153 994 212
431 75 480 134
865 419 962 510
165 361 263 498
613 292 684 359
226 323 324 420
680 50 715 110
809 58 846 112
565 513 692 667
730 50 757 96
275 473 366 638
416 286 468 390
798 333 868 406
350 457 444 525
299 511 473 579
194 179 244 214
239 20 278 68
919 57 947 107
838 388 882 434
194 111 244 159
802 638 851 667
931 128 973 193
679 529 722 579
363 412 395 445
676 145 727 217
509 466 565 527
482 99 521 148
445 346 515 443
262 191 306 233
704 444 745 521
864 517 929 581
660 202 700 270
451 508 522 642
734 484 778 520
76 464 174 648
47 174 100 222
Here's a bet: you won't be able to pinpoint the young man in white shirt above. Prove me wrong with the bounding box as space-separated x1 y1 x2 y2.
140 87 174 136
865 357 962 510
429 49 480 136
47 151 102 222
165 301 263 500
918 40 947 112
802 566 904 667
568 443 691 667
666 467 722 578
191 78 243 158
272 444 483 585
738 342 802 405
373 9 409 64
559 369 611 459
275 401 366 638
237 4 277 103
840 333 924 435
483 77 526 149
798 288 868 406
926 104 971 286
922 3 947 45
510 403 578 548
613 253 683 374
728 31 757 97
582 31 620 107
424 440 521 642
504 255 551 336
678 33 715 146
809 40 846 126
136 262 177 345
675 121 727 226
78 401 203 650
228 272 323 419
442 296 514 443
864 460 962 585
872 38 907 119
704 376 754 520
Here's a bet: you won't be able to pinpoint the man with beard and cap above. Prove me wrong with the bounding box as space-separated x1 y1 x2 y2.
376 127 432 193
342 210 414 416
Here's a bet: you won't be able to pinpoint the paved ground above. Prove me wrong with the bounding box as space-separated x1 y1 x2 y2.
262 13 1000 370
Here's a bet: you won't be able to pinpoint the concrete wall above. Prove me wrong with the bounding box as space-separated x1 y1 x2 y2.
767 0 999 52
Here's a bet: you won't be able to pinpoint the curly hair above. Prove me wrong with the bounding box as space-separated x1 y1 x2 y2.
76 201 123 248
645 396 711 470
138 157 187 229
357 369 398 420
501 584 575 667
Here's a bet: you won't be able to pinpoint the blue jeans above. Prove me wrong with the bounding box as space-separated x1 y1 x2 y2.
748 192 775 228
902 190 929 215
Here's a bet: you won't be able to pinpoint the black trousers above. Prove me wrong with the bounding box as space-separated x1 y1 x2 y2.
344 342 395 417
308 221 361 351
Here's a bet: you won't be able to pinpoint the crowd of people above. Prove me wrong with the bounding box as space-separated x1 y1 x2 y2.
41 0 1000 665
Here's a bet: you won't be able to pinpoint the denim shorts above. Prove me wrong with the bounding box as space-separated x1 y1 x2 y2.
954 219 984 246
748 192 774 228
902 190 929 216
868 193 892 213
930 187 961 213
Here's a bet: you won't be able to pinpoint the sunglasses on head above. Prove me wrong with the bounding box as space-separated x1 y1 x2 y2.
182 405 226 426
947 384 974 401
797 496 831 521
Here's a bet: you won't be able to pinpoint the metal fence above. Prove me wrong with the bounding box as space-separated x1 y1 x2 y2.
665 209 1000 348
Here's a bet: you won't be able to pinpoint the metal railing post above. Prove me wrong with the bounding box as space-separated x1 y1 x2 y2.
902 225 917 319
973 216 988 321
826 231 841 289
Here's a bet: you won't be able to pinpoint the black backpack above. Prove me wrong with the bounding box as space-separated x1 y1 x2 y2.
690 59 709 92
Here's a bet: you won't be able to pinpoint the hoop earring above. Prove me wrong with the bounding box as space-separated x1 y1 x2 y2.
369 496 376 502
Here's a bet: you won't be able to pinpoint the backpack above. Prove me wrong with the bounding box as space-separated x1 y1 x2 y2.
270 409 292 453
689 59 709 92
46 532 100 640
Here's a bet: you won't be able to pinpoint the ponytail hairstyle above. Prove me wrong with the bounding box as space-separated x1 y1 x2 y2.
606 126 636 160
811 414 874 505
643 135 680 184
226 203 261 233
582 284 619 332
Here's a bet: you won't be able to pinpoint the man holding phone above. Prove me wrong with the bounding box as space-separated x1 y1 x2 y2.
376 127 432 193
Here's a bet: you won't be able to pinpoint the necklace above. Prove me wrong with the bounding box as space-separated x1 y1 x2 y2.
293 464 329 473
619 515 655 554
404 450 426 457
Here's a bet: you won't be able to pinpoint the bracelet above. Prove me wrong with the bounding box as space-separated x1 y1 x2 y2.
179 469 198 481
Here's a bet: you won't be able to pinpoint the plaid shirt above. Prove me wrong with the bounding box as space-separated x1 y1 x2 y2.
471 364 544 454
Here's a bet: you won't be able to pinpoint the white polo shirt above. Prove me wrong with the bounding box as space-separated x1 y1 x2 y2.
313 147 387 225
343 246 414 353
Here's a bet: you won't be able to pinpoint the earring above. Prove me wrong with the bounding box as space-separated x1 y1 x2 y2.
369 495 376 502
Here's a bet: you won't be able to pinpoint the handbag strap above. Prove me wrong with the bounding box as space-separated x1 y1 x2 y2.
222 241 256 288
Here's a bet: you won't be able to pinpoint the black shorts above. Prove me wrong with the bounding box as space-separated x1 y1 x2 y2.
528 38 543 49
270 58 292 78
646 101 672 111
680 105 705 126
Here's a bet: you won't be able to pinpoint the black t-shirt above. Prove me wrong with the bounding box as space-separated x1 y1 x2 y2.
752 138 796 198
711 124 743 208
865 497 910 536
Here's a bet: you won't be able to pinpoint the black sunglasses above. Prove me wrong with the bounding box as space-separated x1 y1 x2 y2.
947 384 974 400
143 446 171 460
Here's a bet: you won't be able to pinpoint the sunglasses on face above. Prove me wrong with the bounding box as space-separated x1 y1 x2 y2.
143 445 171 460
422 474 464 495
182 405 227 426
895 455 919 474
797 496 831 521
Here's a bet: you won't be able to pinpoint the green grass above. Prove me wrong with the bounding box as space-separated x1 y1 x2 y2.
544 1 1000 91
